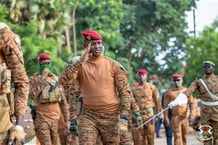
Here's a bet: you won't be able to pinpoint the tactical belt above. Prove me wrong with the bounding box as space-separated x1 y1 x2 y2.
201 101 218 106
140 108 153 115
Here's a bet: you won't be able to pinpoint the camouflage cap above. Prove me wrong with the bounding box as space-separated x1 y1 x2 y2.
203 61 215 67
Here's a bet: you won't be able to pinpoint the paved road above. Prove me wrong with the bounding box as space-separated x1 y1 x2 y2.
155 128 203 145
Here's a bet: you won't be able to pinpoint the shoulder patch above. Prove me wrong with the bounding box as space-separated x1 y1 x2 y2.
15 37 21 45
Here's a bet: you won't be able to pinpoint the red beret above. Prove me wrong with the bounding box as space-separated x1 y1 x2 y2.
38 53 51 60
132 82 139 86
138 69 148 74
82 30 102 40
172 74 183 78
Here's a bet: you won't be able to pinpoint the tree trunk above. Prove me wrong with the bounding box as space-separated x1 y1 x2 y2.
61 0 71 53
64 28 71 53
72 0 79 56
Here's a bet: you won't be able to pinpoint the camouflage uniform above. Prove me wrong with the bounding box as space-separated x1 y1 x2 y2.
29 73 69 145
59 55 131 145
120 96 139 145
131 83 161 145
184 74 218 145
59 65 79 145
164 87 194 145
0 24 29 144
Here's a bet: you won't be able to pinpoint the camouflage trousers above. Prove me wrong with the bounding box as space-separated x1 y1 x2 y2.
202 119 218 145
0 131 22 145
171 117 189 145
119 120 132 145
120 128 132 145
0 131 8 145
79 108 120 145
34 116 59 145
58 114 79 145
132 122 155 145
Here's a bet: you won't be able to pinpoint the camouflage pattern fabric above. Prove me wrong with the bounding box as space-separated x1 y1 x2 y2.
120 96 139 145
59 63 80 119
0 27 29 116
58 114 68 145
29 73 69 145
59 55 131 118
164 87 194 145
0 132 8 144
131 83 161 145
34 117 59 145
29 73 69 122
79 108 119 145
132 123 155 145
185 74 218 122
68 134 79 145
119 127 131 145
0 26 29 144
184 74 218 144
171 117 188 145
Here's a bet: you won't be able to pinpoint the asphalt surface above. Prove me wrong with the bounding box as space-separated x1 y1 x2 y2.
155 127 203 145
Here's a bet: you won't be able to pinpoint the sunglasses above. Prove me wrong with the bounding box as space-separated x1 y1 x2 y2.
39 60 51 65
203 65 213 69
173 78 181 82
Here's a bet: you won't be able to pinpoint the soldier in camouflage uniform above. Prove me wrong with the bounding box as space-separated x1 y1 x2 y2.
131 69 161 145
168 61 218 145
29 53 69 145
59 30 131 145
163 74 195 145
120 95 140 145
0 22 29 145
58 56 80 145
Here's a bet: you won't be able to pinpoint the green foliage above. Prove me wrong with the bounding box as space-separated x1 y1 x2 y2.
75 0 125 53
185 19 218 85
13 21 68 76
0 4 8 21
119 0 196 91
0 0 199 92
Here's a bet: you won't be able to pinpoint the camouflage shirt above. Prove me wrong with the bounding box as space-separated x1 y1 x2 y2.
184 74 218 121
163 87 194 119
131 83 161 115
59 55 131 119
0 28 29 116
29 73 69 121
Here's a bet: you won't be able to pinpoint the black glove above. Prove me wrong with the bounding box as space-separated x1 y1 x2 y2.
121 114 129 120
132 111 142 126
70 119 79 135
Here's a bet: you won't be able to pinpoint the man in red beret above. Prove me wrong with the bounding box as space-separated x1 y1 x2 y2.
131 69 162 145
59 30 131 145
29 53 69 145
163 74 195 145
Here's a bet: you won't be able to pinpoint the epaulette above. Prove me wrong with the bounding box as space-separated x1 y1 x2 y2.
104 56 128 73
